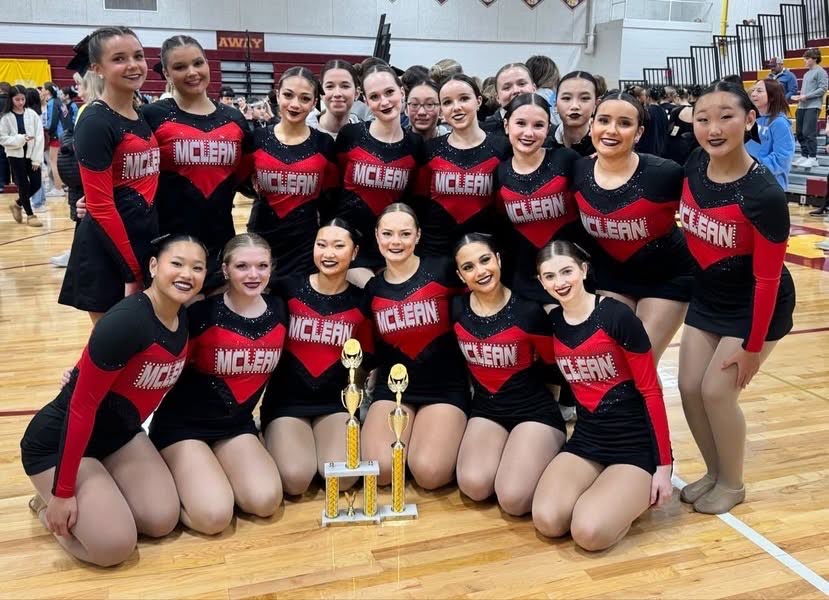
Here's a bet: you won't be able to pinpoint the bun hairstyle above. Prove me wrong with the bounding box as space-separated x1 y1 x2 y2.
401 65 430 93
221 232 272 266
439 73 483 99
150 233 208 259
595 91 648 127
429 58 463 85
526 55 560 90
535 240 592 271
694 80 761 143
319 217 362 245
453 232 498 261
87 26 140 65
377 202 420 229
504 92 552 123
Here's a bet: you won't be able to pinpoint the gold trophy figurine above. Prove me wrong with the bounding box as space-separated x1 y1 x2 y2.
379 364 418 520
341 338 363 469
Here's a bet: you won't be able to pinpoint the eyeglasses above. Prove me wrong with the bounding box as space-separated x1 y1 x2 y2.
406 101 439 112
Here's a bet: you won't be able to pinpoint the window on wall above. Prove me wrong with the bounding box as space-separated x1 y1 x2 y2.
104 0 158 10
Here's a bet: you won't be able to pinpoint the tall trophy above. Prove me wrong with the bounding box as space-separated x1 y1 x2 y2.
378 363 418 520
321 339 380 526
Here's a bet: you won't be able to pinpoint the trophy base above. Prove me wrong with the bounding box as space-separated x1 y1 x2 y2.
378 504 419 521
321 509 382 527
323 461 380 478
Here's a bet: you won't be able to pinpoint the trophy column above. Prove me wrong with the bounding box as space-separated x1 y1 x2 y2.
379 364 418 520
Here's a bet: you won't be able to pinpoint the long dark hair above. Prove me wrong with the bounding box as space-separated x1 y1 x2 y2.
694 80 761 143
595 91 648 127
536 240 592 271
0 84 26 116
504 92 551 123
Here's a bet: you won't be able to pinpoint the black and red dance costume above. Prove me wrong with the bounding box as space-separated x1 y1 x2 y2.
414 134 510 257
247 127 340 277
332 122 422 269
495 147 584 303
552 129 595 158
550 297 672 473
572 153 697 301
680 149 795 349
452 293 565 432
260 275 374 424
149 294 287 449
364 256 470 409
142 99 251 291
20 293 188 497
59 101 160 312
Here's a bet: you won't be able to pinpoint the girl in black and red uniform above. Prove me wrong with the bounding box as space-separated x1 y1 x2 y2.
480 63 537 137
495 93 582 304
677 81 795 514
532 241 673 551
247 67 340 278
553 72 598 157
452 233 565 516
571 92 696 365
262 220 374 495
333 64 422 286
142 35 250 294
415 74 511 257
58 27 160 323
149 234 286 534
21 235 207 566
361 204 469 489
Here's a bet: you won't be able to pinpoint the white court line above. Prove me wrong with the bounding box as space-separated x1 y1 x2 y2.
672 475 829 596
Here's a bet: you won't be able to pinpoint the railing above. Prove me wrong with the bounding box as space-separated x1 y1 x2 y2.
619 79 648 90
632 0 828 89
605 0 713 23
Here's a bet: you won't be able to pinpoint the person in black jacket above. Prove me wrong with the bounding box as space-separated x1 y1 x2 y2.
636 86 668 157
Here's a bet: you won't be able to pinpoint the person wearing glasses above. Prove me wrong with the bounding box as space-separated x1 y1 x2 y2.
405 79 450 140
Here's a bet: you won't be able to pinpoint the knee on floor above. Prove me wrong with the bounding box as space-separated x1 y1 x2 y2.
457 468 494 502
408 454 454 490
235 484 282 518
570 517 618 552
182 500 234 536
531 503 571 539
494 482 533 517
134 500 181 538
279 463 316 497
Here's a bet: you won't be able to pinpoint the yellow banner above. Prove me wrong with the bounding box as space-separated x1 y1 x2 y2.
0 59 53 88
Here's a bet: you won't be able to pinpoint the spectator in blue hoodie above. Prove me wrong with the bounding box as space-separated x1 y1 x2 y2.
767 57 797 101
746 78 795 190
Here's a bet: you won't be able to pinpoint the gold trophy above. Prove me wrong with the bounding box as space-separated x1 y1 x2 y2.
378 364 419 520
341 338 363 469
321 339 381 526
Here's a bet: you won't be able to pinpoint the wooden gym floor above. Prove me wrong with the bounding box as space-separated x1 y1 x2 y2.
0 193 827 599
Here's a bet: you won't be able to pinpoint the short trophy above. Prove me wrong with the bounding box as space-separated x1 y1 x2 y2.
321 339 380 526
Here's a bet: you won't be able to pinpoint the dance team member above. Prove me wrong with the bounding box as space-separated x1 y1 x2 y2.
572 92 696 364
149 234 285 534
532 241 673 550
481 63 537 131
308 59 362 139
143 35 250 294
333 64 422 285
678 81 795 514
361 204 469 488
415 74 510 257
262 220 374 495
554 71 598 156
247 67 339 278
405 79 449 140
21 235 206 566
453 234 565 516
59 26 161 323
495 93 581 304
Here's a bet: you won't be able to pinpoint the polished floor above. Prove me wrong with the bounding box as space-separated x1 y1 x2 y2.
0 194 827 599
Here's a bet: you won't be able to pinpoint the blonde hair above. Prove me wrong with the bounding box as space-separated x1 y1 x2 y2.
430 58 463 84
222 233 272 265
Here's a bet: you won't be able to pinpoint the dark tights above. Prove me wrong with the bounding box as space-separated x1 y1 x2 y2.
8 157 41 216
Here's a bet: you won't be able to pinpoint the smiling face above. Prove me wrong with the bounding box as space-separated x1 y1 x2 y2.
537 254 587 305
92 34 147 96
164 44 210 99
455 241 502 295
321 68 357 117
363 71 404 124
149 241 207 305
693 91 756 159
376 211 420 265
556 77 597 130
506 103 550 156
314 225 357 277
440 79 481 132
277 75 317 126
223 246 271 299
591 99 643 159
496 67 536 108
406 83 440 135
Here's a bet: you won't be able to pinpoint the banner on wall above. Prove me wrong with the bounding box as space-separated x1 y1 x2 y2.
523 0 544 7
480 0 497 6
216 31 265 52
561 0 585 8
0 59 52 88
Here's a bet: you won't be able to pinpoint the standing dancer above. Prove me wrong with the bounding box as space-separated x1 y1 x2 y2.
553 71 598 157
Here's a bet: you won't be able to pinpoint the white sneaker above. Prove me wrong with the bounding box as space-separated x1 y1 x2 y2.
46 189 65 198
803 157 819 169
791 156 807 166
32 205 47 214
816 240 829 250
50 250 70 267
